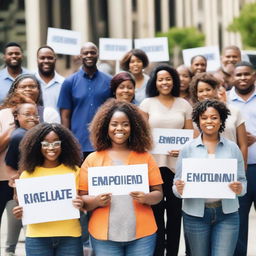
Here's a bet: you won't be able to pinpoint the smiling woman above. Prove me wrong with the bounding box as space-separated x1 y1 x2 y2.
173 99 246 256
79 99 163 256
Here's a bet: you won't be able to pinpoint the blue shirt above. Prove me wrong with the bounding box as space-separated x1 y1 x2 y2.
173 135 247 217
35 71 64 111
0 67 30 103
228 87 256 164
57 68 111 152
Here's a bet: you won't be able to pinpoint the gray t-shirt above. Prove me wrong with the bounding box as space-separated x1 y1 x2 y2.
108 160 136 242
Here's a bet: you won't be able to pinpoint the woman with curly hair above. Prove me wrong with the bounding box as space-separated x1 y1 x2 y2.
120 49 150 104
12 123 84 256
79 99 163 256
140 64 193 256
190 72 247 166
173 99 247 256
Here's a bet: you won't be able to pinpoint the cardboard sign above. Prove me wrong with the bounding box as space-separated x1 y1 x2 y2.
16 173 79 225
181 158 237 199
134 37 169 62
99 38 132 60
151 128 193 155
47 27 81 55
88 164 149 196
182 46 220 71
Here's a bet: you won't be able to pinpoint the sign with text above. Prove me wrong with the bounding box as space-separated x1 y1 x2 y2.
99 38 132 60
181 158 237 199
47 27 81 55
182 46 220 71
151 128 193 155
88 164 149 196
134 37 169 62
16 173 79 225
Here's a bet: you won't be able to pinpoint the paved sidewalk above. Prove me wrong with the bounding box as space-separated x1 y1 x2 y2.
1 208 256 256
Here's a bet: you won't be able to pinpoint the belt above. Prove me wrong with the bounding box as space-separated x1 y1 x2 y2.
205 201 222 208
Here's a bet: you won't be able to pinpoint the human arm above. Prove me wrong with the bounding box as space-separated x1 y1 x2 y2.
0 125 15 152
60 109 71 128
246 131 256 147
130 184 163 205
236 123 248 167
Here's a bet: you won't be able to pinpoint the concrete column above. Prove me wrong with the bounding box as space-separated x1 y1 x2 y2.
108 0 125 37
191 0 199 27
137 0 155 38
175 0 184 27
204 0 212 45
161 0 169 32
233 0 242 48
184 0 192 27
25 0 41 70
211 0 219 46
124 0 133 38
71 0 90 44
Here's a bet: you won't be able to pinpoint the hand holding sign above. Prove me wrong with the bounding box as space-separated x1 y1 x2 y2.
174 180 185 196
229 182 243 195
12 206 23 220
130 191 147 204
96 193 112 207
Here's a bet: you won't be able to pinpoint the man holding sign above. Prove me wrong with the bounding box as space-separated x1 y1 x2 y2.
173 100 246 256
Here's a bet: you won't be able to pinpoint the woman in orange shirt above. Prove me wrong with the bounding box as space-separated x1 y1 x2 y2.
79 99 163 256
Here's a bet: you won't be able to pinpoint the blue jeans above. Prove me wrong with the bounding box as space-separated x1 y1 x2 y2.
183 207 239 256
90 233 156 256
234 164 256 256
25 236 83 256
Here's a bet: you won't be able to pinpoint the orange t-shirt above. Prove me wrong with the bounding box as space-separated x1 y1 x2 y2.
79 150 163 240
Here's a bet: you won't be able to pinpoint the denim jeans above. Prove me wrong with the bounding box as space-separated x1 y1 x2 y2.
234 164 256 256
25 236 83 256
183 207 239 256
90 233 156 256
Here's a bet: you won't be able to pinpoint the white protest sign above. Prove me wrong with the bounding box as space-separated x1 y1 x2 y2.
16 173 79 225
134 37 169 62
47 27 81 55
99 38 132 60
181 158 237 199
88 164 149 196
151 128 193 155
182 46 220 71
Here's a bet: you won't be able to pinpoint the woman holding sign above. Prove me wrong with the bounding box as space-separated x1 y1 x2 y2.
12 123 84 256
173 99 247 256
140 64 193 256
79 99 163 256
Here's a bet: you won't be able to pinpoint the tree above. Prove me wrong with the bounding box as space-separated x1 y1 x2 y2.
156 27 205 66
228 2 256 49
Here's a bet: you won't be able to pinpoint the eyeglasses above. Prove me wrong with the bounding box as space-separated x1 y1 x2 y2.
19 113 40 119
41 141 62 149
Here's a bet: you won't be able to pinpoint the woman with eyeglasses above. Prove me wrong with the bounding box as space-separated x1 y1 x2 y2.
13 123 84 256
0 74 59 255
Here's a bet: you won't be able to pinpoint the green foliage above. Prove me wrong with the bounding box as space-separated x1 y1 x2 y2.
156 27 205 55
228 3 256 48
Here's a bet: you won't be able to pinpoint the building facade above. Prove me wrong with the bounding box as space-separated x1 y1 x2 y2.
0 0 255 72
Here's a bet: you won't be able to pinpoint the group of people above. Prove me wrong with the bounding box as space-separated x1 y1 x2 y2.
0 40 254 256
